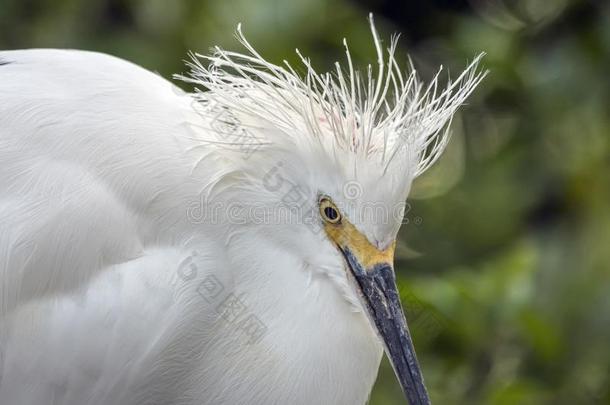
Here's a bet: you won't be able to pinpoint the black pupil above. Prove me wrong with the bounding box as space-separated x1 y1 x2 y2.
324 206 338 221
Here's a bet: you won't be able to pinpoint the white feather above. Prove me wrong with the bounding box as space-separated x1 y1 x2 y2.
179 14 486 177
0 20 483 405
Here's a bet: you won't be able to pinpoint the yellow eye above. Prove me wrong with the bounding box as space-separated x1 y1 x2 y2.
319 197 341 224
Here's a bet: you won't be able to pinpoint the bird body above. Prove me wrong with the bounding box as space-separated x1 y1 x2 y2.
0 49 382 405
0 20 483 405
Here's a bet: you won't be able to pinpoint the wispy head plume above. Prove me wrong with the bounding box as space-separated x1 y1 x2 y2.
178 14 486 178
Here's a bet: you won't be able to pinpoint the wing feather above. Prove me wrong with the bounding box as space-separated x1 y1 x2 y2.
0 49 213 314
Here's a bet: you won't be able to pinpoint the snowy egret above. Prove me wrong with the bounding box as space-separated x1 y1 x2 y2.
0 16 484 405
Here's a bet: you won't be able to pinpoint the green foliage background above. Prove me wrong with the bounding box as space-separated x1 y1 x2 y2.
1 0 608 403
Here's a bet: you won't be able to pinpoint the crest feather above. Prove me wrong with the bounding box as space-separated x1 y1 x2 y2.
178 14 486 178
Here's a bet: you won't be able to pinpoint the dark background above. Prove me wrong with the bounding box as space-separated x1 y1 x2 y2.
1 0 608 403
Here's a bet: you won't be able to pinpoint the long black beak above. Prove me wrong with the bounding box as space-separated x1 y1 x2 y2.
342 247 431 405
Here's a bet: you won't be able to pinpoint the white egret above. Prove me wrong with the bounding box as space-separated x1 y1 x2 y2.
0 16 484 405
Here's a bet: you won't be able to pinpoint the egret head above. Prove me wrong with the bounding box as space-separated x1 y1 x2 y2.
182 15 485 405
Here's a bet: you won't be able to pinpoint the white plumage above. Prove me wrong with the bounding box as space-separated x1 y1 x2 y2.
0 19 484 405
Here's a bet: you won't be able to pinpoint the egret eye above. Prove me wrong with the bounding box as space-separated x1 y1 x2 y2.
319 198 341 224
